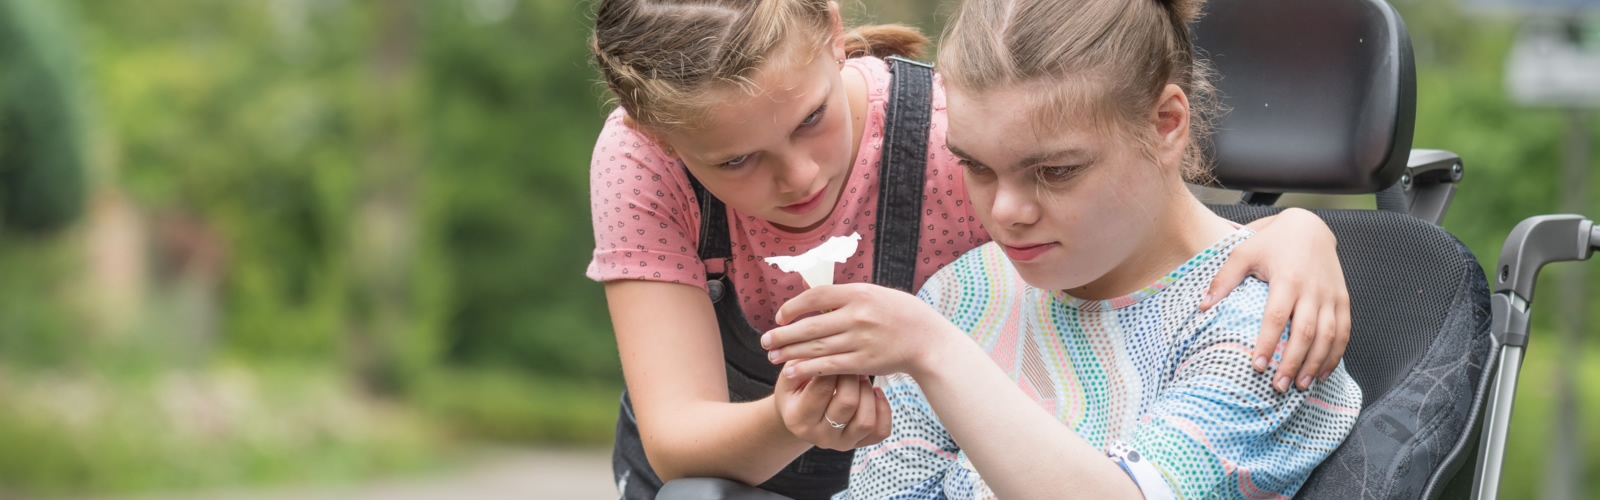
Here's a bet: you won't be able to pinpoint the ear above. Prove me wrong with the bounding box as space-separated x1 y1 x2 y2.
827 1 847 64
623 114 682 159
1152 84 1190 171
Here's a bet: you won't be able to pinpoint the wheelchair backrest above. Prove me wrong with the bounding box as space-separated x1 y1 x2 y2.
1195 1 1496 498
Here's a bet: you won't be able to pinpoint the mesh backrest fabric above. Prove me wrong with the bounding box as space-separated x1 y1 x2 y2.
1210 205 1467 405
1208 204 1496 499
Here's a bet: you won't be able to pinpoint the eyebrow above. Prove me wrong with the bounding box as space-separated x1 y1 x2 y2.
947 142 1093 169
704 81 833 164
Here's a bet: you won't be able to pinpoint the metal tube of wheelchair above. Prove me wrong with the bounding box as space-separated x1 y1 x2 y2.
1472 216 1600 499
1472 345 1525 500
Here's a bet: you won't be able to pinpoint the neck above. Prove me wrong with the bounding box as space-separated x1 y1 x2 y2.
844 63 867 173
1065 187 1235 301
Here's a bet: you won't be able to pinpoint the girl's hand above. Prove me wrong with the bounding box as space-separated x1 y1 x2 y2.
771 366 891 452
763 283 962 379
1202 207 1351 392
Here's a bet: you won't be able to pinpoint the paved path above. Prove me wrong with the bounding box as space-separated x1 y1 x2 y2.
96 448 616 500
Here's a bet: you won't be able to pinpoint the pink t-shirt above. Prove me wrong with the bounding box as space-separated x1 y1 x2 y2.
586 56 991 333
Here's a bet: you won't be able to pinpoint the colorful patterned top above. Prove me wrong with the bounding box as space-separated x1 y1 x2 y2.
842 228 1362 500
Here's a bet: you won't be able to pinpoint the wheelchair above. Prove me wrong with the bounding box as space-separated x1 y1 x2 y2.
659 0 1578 498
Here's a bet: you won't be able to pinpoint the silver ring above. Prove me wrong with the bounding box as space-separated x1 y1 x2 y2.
825 416 846 429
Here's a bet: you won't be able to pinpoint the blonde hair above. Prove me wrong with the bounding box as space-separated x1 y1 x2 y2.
937 0 1220 182
591 0 928 129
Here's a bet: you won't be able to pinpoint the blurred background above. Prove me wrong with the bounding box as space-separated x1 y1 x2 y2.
0 0 1593 498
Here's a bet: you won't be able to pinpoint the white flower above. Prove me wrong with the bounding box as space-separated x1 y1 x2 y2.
764 233 862 288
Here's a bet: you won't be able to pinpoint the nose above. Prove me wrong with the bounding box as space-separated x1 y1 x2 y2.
772 150 819 194
989 179 1039 228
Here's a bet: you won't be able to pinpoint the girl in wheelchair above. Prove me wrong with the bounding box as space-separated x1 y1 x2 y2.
760 0 1363 497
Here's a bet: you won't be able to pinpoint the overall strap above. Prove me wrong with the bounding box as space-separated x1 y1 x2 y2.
687 172 732 275
686 56 935 293
872 56 935 294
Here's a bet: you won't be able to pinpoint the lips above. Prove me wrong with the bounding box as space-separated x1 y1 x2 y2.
999 241 1058 262
779 186 828 215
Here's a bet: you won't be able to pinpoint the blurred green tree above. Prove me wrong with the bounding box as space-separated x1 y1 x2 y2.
420 0 617 383
0 0 86 232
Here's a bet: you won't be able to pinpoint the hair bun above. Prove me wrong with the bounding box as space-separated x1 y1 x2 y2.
1156 0 1206 23
843 24 930 60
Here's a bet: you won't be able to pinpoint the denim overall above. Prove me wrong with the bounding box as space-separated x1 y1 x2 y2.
612 57 935 500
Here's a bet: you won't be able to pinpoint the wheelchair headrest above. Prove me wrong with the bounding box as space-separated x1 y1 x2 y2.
1193 0 1417 194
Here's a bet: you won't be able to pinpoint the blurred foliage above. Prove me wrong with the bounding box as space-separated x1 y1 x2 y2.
1499 341 1600 500
0 0 86 232
0 0 620 495
420 0 617 384
1396 0 1600 498
0 365 440 497
62 0 620 388
0 0 1591 497
414 368 619 445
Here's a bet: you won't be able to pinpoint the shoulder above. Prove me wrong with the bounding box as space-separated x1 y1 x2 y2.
592 108 669 163
844 56 892 100
589 107 696 202
1192 277 1271 346
586 108 707 286
848 55 946 112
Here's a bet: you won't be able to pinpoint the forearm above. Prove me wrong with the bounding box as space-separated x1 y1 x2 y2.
641 394 815 485
1243 206 1319 232
606 281 816 485
911 336 1143 500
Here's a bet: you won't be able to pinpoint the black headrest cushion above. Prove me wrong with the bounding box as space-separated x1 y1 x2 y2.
1193 0 1417 194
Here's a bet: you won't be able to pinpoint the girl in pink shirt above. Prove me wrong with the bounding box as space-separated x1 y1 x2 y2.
588 1 1351 498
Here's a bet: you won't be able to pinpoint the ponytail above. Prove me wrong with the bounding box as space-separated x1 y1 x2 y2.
842 24 930 60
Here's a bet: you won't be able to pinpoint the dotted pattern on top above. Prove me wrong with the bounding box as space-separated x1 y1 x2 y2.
841 227 1361 500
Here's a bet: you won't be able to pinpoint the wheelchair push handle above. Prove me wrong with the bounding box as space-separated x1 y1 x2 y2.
1488 214 1596 348
1494 214 1598 302
1474 214 1599 500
